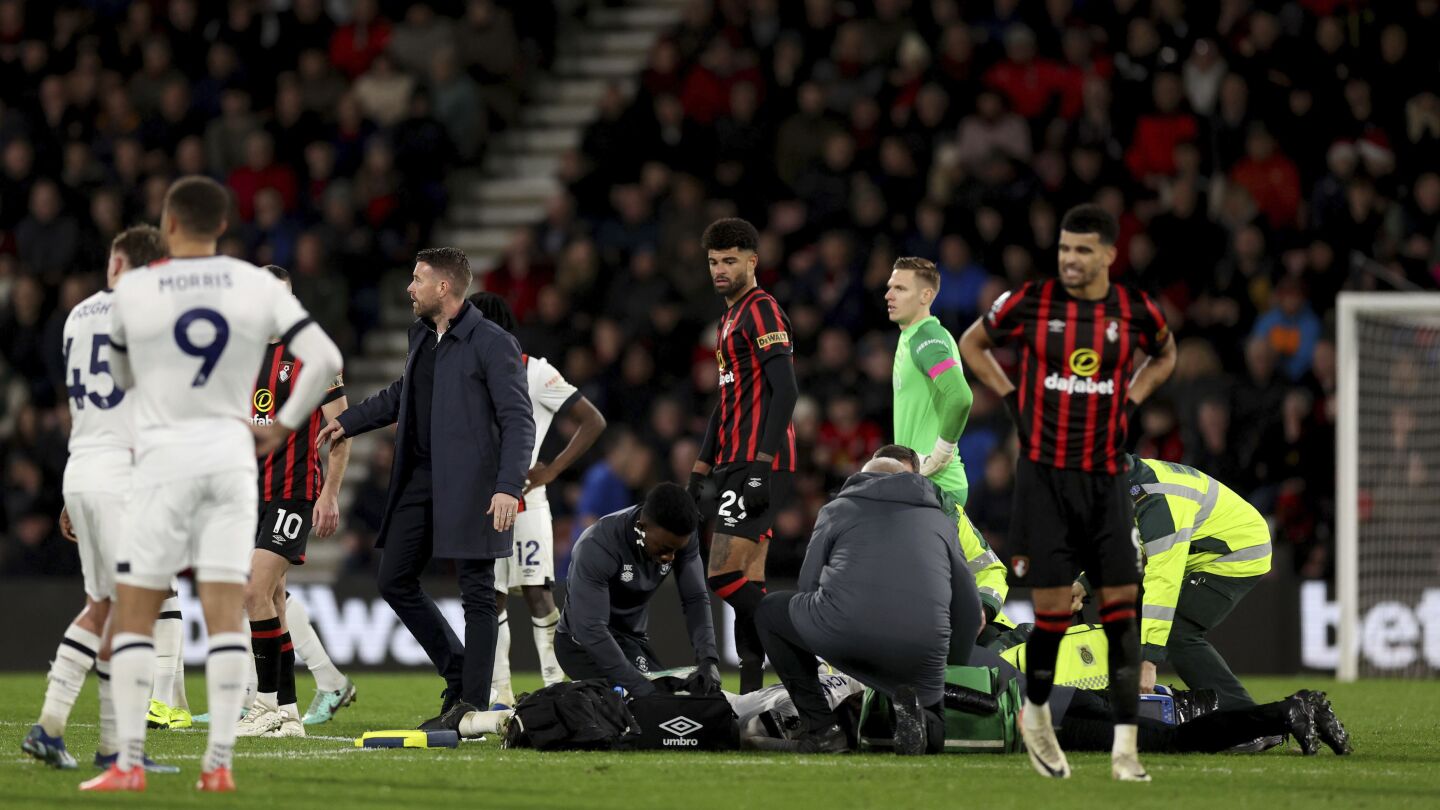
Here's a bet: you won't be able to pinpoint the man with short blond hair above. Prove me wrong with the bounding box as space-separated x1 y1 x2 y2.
885 258 1009 622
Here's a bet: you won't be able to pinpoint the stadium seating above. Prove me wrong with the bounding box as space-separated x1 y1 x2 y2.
3 0 1438 589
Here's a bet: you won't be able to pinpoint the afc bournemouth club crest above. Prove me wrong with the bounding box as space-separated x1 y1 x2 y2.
1010 555 1029 579
279 361 294 382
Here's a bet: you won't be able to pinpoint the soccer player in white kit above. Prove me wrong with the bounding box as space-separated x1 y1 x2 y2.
81 177 342 793
468 293 607 706
22 227 174 773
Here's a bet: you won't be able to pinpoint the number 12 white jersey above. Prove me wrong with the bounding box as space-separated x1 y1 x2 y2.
523 354 579 508
111 256 313 483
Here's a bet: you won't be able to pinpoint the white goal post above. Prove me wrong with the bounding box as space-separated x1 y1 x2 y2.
1336 293 1440 681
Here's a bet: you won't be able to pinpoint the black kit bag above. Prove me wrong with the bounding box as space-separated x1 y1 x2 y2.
502 680 640 751
626 682 739 751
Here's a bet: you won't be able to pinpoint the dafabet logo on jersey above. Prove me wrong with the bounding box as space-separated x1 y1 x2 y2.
1068 348 1100 377
1045 348 1114 395
254 389 274 413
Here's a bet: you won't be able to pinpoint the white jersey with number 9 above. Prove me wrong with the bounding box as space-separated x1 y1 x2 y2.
111 256 313 483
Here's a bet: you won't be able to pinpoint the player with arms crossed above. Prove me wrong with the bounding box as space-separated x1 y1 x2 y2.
959 203 1176 781
23 227 177 774
234 264 355 737
687 218 799 694
885 257 1010 624
469 292 608 706
81 177 342 793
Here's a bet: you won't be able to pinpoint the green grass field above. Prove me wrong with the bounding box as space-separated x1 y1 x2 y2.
2 672 1438 809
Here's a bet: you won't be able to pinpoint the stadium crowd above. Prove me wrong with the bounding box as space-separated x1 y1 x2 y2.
5 0 1440 586
485 0 1437 583
0 0 555 575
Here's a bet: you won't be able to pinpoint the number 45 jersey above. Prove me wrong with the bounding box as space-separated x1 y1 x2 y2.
62 289 134 494
111 256 314 482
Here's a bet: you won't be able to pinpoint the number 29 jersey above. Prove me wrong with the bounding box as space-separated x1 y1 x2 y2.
111 256 314 483
61 289 135 494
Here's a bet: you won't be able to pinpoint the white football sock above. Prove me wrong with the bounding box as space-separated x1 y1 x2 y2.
110 632 155 772
38 623 99 736
242 627 258 708
458 709 511 738
1112 723 1139 757
204 632 249 771
96 658 116 756
532 608 562 686
491 610 512 702
286 595 347 692
151 597 182 706
174 654 189 711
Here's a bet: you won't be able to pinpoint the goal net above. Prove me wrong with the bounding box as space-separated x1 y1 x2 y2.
1336 293 1440 680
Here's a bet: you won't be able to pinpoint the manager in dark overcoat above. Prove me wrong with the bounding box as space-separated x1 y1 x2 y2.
317 247 535 727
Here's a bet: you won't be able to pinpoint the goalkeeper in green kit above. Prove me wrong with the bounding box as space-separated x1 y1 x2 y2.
885 258 1010 623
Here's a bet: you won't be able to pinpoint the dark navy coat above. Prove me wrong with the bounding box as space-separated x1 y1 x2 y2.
337 301 535 559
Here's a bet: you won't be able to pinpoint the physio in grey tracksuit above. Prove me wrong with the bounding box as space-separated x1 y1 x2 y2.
555 504 718 695
755 468 981 735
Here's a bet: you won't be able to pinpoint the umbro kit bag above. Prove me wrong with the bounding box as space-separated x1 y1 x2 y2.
625 692 739 751
503 680 639 751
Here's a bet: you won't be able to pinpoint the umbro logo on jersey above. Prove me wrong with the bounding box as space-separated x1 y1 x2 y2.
1048 319 1066 333
271 534 285 545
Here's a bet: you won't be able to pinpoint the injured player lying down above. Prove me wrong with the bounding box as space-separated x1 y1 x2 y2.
731 653 1352 756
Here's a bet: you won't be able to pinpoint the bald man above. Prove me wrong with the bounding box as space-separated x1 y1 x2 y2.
751 460 982 754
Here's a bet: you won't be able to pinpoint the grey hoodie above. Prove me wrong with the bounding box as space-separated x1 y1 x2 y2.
788 471 981 704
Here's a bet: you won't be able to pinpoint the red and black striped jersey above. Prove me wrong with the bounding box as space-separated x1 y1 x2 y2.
713 287 796 471
253 341 345 502
984 279 1169 474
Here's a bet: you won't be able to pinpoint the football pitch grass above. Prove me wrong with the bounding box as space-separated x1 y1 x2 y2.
2 673 1438 809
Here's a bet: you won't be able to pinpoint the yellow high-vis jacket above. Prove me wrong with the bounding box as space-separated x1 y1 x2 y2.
1127 456 1272 663
936 486 1010 622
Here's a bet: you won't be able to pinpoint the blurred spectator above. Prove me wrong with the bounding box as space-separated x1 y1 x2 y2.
228 131 299 222
1251 278 1322 382
1229 124 1302 231
429 47 485 163
330 0 391 79
15 180 80 281
389 4 455 76
353 52 416 127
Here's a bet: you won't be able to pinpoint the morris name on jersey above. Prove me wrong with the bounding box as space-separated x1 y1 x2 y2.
111 255 313 482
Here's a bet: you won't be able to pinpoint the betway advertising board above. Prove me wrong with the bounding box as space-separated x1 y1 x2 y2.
1 577 1435 674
